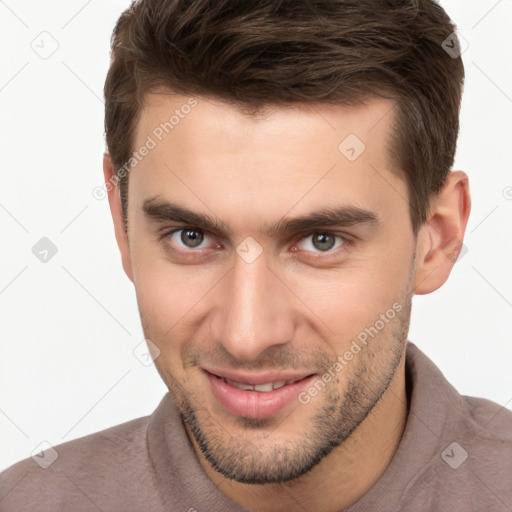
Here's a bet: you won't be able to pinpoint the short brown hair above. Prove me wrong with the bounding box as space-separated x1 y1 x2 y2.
104 0 464 233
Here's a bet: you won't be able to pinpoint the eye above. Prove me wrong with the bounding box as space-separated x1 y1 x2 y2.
296 232 345 253
168 228 211 250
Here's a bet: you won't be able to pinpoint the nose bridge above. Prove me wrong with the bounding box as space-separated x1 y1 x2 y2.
215 254 293 360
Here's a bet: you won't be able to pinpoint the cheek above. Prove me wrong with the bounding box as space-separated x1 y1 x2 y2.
131 241 221 341
283 250 411 342
134 268 201 332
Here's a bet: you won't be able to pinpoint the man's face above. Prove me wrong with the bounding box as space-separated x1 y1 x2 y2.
125 93 416 484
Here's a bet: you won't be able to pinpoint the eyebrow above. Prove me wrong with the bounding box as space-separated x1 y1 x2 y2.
268 207 379 236
142 196 379 237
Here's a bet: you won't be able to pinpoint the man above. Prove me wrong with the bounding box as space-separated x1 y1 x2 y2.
1 0 511 511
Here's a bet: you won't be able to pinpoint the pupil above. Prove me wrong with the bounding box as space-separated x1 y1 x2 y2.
313 233 335 251
181 229 204 248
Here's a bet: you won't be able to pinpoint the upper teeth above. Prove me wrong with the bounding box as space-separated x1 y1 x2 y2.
224 378 295 392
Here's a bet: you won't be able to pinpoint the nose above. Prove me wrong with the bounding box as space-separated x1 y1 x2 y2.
210 250 295 361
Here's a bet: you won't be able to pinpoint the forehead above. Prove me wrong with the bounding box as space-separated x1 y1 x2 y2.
129 92 406 232
136 92 396 152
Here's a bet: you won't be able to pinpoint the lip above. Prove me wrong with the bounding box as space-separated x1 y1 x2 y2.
202 367 313 386
203 369 316 419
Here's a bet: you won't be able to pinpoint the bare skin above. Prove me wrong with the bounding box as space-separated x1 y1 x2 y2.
104 93 470 512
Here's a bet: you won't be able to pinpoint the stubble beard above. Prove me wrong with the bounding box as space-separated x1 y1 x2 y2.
151 292 412 485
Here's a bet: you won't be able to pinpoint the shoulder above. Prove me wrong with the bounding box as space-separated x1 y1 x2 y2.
448 395 512 509
462 393 512 460
403 343 512 509
0 416 157 512
463 394 512 436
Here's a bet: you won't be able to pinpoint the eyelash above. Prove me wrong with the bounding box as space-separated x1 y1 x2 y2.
160 227 352 260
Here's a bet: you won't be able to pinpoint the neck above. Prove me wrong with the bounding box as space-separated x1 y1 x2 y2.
189 357 409 512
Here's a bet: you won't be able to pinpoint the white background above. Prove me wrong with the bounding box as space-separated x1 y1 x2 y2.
1 0 511 471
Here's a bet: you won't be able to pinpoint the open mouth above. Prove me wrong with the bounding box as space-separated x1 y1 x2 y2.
203 370 316 419
220 375 308 392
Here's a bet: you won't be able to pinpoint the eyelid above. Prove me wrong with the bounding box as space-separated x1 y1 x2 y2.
160 226 209 239
161 227 217 251
160 226 353 258
291 232 356 263
295 229 353 243
293 231 350 253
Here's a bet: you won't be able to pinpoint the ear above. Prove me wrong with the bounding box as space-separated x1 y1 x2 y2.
413 170 471 295
103 153 134 282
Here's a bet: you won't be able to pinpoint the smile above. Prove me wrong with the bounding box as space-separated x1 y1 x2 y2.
223 377 305 392
203 369 316 419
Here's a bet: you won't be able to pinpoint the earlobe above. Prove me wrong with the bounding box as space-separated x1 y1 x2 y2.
103 153 134 283
413 171 471 295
